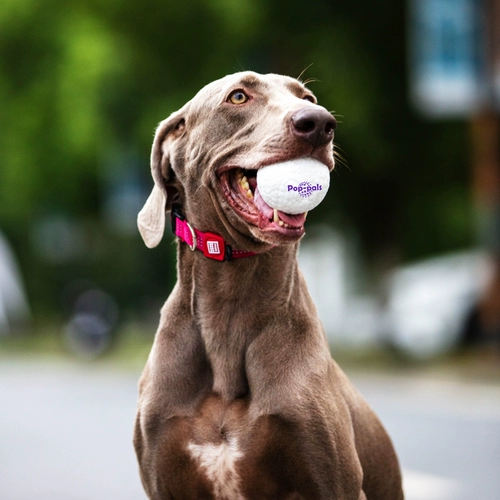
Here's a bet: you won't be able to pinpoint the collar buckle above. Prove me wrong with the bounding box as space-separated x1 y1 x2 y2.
185 222 197 251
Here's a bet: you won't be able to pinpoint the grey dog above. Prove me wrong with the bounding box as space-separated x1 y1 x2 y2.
134 71 404 500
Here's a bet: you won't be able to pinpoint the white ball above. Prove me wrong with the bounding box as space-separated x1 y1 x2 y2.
256 158 330 214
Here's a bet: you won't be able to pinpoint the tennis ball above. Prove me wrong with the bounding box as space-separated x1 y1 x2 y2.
256 158 330 214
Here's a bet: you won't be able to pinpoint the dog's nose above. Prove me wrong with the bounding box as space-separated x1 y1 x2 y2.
291 107 337 147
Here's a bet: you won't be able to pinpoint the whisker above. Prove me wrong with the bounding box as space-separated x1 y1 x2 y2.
333 143 347 155
333 150 348 165
234 59 246 72
333 157 349 171
297 63 314 82
302 77 320 86
330 112 343 123
333 144 349 171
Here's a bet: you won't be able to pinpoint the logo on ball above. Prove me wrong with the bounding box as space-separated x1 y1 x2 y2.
287 182 323 198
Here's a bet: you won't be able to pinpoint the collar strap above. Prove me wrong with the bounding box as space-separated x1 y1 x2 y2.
171 212 257 262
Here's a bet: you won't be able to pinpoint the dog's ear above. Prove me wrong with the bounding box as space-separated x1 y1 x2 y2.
138 110 185 248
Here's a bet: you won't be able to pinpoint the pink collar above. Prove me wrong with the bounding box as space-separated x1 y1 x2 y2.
171 212 257 262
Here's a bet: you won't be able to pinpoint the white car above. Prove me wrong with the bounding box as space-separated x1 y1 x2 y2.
0 231 30 334
384 250 493 358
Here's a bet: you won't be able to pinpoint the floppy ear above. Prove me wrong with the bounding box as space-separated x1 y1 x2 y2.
138 110 185 248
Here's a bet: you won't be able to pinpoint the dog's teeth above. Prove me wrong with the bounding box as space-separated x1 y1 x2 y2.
284 223 289 228
304 212 308 220
246 189 253 199
273 208 279 223
238 174 250 192
279 220 284 227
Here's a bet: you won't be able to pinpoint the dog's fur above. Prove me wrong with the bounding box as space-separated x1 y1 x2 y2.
134 71 404 499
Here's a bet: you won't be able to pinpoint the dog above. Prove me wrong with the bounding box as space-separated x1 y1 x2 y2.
134 71 404 499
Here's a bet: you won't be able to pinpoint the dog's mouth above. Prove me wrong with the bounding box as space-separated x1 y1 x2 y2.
219 167 307 237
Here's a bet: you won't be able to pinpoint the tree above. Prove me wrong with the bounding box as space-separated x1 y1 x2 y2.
0 0 473 318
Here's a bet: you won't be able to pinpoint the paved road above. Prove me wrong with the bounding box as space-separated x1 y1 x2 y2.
0 358 499 500
350 371 500 500
0 359 146 500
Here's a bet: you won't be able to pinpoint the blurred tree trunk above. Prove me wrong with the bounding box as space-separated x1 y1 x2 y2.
470 0 500 348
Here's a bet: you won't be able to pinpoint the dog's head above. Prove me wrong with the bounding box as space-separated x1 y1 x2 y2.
138 71 336 250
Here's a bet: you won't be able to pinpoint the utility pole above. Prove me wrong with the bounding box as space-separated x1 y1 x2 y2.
471 0 500 349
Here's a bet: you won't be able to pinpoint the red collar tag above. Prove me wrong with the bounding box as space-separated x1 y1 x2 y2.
202 232 226 261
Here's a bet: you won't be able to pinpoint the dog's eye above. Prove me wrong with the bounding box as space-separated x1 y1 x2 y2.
303 95 316 103
228 90 249 105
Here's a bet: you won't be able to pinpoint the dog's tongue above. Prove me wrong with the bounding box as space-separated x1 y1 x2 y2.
254 187 306 226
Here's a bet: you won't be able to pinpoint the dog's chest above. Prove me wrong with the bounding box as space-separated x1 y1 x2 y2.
183 394 249 499
188 435 245 500
171 391 326 500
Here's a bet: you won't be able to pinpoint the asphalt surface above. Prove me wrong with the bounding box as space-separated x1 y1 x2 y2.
350 371 500 500
0 358 499 500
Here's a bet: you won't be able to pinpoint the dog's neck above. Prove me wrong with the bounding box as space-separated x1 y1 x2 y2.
175 241 302 401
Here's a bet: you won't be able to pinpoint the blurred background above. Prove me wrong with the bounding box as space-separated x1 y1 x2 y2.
1 0 499 499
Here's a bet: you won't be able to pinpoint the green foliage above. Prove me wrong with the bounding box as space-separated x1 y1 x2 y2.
0 0 474 318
